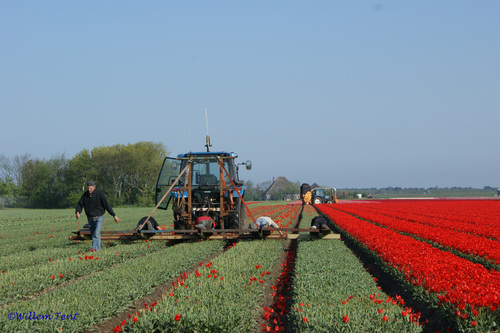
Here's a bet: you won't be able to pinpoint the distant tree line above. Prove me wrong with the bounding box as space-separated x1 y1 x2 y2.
0 142 167 208
0 142 280 209
2 144 497 209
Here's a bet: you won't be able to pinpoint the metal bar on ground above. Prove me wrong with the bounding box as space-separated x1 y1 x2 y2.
70 227 340 241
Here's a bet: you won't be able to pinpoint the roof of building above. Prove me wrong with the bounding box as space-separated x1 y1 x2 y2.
263 176 292 196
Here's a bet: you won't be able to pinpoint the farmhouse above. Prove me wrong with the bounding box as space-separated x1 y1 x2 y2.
262 176 299 201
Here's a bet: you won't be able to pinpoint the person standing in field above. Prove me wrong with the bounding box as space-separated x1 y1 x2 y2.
75 181 119 251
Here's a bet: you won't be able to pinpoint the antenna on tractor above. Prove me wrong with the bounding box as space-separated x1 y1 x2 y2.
205 106 212 152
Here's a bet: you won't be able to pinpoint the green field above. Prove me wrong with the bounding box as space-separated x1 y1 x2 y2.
0 206 425 332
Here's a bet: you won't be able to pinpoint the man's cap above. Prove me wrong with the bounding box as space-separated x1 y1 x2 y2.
86 181 96 187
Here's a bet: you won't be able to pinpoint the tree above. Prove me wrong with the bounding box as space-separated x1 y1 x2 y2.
0 155 17 207
0 154 14 182
87 142 167 206
12 154 31 186
66 149 98 206
17 154 69 208
32 155 70 208
2 141 168 208
125 142 167 205
91 145 128 205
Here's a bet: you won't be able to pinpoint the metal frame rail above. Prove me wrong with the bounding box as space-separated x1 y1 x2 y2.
68 228 340 241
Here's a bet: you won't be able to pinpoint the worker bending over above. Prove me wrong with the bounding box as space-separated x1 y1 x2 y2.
310 216 330 230
194 216 216 230
251 216 279 229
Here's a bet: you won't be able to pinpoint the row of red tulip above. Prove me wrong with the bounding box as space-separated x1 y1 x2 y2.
333 204 500 265
317 204 500 326
337 200 500 241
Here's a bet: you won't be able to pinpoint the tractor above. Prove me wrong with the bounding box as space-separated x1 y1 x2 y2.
311 187 338 204
155 149 252 230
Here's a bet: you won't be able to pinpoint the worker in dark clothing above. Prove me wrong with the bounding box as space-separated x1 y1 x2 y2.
311 216 330 230
75 181 119 251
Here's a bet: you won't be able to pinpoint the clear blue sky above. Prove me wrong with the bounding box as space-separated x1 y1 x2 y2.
1 1 499 188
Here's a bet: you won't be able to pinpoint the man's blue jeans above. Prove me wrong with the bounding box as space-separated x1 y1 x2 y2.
88 215 104 251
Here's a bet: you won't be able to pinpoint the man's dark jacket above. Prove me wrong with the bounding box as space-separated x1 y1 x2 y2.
75 189 116 218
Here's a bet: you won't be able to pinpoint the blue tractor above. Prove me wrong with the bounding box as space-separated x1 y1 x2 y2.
155 147 252 231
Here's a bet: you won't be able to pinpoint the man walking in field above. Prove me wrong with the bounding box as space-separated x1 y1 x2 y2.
75 181 119 251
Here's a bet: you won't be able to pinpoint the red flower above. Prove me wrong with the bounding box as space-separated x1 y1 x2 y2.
132 317 138 322
382 315 388 322
302 317 308 322
59 274 63 278
50 275 55 279
174 314 181 321
112 325 122 332
342 315 349 323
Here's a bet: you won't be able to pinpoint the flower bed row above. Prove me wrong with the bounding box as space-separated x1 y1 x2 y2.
0 239 167 305
247 204 291 220
340 200 500 240
0 241 224 332
290 239 422 332
317 204 500 332
334 205 500 265
283 206 422 331
119 240 285 332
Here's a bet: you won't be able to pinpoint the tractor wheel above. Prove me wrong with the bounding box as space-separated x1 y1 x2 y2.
136 216 160 231
313 197 323 204
226 214 239 229
226 199 245 229
327 200 333 204
174 219 187 230
239 200 246 229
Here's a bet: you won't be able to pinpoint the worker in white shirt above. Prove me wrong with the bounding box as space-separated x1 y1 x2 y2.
251 216 279 229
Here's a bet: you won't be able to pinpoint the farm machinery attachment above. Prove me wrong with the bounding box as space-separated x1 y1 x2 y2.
69 141 340 242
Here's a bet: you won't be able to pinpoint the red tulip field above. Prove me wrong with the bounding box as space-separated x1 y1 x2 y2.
0 199 499 332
